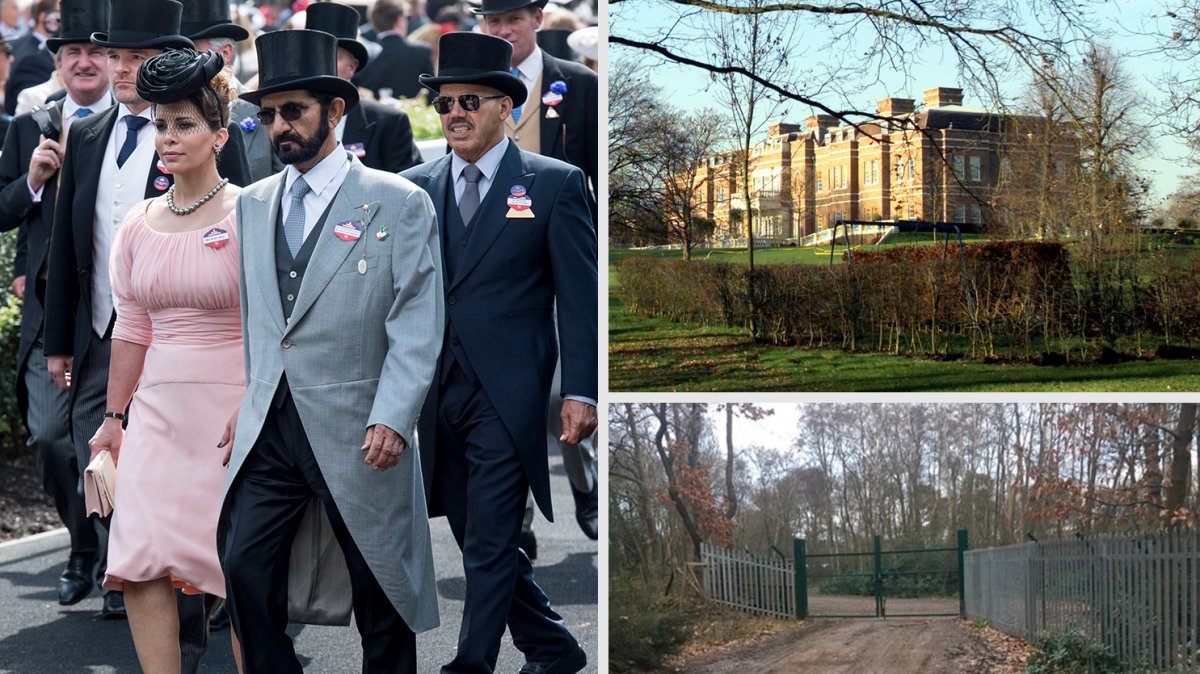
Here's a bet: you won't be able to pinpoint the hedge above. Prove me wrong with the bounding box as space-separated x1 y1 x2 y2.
618 242 1200 362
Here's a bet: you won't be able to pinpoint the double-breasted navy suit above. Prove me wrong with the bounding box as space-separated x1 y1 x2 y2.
402 138 596 671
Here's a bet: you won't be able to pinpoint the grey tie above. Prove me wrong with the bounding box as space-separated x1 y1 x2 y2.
284 177 310 257
459 164 483 226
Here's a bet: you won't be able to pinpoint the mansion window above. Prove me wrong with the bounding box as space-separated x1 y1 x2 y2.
969 156 982 182
953 155 965 179
968 203 982 223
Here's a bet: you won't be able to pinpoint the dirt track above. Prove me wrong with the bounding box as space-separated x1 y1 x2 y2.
682 618 1024 674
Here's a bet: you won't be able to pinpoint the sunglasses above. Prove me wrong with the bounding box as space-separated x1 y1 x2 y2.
432 94 504 115
256 102 313 125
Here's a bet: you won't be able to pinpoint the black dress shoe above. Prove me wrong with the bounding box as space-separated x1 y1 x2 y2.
520 529 538 562
208 599 230 631
101 591 127 620
518 646 586 674
570 483 598 541
58 555 96 605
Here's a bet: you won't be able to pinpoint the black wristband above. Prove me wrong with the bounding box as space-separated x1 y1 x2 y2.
103 411 126 422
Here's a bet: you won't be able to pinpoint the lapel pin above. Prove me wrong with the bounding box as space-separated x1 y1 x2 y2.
153 175 170 191
376 225 389 241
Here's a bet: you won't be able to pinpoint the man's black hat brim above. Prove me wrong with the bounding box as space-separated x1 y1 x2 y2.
91 31 194 51
239 75 360 111
418 71 527 108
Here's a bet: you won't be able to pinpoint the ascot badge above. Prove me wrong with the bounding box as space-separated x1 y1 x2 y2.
543 80 567 119
202 227 230 249
506 184 534 219
334 219 364 241
153 175 171 191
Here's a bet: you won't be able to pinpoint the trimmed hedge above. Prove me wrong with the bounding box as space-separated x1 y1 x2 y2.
618 242 1200 362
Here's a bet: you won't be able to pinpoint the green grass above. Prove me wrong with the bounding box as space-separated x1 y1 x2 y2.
608 282 1200 393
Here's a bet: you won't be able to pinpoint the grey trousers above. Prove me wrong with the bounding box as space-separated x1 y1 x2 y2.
68 327 113 564
26 332 97 558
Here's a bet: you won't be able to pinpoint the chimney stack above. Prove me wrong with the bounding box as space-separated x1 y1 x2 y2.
876 98 915 118
923 87 964 109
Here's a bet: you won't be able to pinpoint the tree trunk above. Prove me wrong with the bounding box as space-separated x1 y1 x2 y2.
1165 403 1198 515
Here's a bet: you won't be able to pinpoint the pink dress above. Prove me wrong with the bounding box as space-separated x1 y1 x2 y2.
103 202 244 597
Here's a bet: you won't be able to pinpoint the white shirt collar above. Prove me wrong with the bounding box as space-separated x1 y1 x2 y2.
63 93 113 120
451 136 509 183
284 147 351 200
116 102 154 122
512 46 543 85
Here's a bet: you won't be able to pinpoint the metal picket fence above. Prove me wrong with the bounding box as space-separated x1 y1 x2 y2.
964 529 1200 672
700 543 796 619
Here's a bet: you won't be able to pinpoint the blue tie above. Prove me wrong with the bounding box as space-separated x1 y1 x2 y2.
116 115 148 168
76 107 92 119
510 67 523 124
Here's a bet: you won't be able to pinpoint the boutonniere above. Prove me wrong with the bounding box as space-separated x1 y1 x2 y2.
239 116 258 132
543 80 566 119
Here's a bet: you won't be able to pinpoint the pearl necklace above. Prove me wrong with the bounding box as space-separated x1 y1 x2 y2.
166 177 229 216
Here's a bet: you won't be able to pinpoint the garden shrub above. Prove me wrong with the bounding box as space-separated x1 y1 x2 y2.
1027 630 1122 674
609 580 693 673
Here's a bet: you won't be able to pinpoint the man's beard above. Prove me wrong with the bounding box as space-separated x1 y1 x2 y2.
273 114 330 165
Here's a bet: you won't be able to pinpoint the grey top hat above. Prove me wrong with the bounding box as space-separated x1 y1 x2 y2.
419 32 526 107
46 0 109 53
91 0 194 51
181 0 250 42
239 29 359 110
305 3 368 72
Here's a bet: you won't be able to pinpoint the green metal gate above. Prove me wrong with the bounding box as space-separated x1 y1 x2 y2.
794 530 968 619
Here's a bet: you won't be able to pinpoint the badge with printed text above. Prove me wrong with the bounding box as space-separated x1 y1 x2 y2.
202 227 230 249
507 184 534 218
344 142 366 159
334 219 364 241
153 175 170 191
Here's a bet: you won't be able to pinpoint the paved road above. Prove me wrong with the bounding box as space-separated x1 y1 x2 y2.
0 454 597 673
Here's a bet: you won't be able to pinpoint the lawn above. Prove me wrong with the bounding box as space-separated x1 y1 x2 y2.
609 263 1200 392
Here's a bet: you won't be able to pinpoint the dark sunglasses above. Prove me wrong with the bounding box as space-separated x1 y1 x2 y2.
431 94 504 115
256 102 313 125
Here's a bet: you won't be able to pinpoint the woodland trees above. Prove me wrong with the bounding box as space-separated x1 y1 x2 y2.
611 403 1200 587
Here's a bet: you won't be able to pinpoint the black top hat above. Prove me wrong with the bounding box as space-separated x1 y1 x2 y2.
470 0 548 16
305 3 368 73
91 0 194 50
181 0 250 42
46 0 109 53
419 32 526 107
240 30 359 110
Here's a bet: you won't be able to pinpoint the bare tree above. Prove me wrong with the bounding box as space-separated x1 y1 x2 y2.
659 109 724 258
707 0 797 337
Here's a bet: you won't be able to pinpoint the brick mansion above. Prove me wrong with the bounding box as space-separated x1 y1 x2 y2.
692 87 1070 242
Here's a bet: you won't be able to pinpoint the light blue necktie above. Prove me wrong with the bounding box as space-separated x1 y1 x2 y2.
283 177 310 257
510 67 523 124
76 107 92 119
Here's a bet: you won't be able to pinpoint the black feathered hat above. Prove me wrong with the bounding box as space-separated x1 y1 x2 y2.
304 3 368 73
91 0 194 51
181 0 250 42
419 32 526 107
239 29 359 110
46 0 109 53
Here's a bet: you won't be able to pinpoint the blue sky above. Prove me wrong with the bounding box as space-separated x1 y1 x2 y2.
611 0 1192 204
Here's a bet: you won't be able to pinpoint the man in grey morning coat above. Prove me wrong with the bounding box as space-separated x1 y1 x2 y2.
217 29 442 674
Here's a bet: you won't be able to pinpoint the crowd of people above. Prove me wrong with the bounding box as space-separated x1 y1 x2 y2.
0 0 598 672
